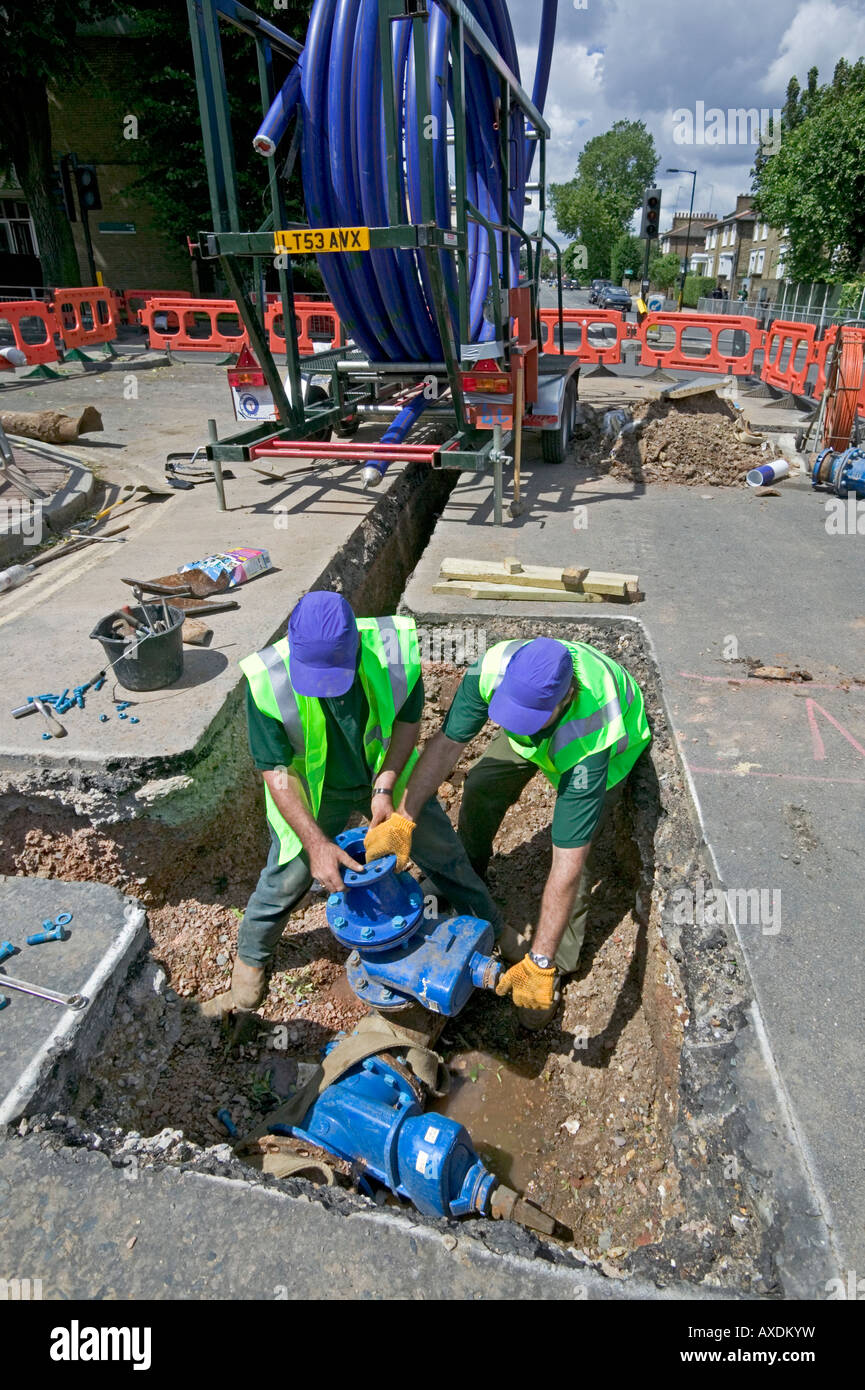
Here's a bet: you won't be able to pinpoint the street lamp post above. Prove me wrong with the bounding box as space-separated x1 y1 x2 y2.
667 167 697 312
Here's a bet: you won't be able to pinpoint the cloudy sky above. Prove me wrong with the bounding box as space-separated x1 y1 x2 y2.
510 0 865 235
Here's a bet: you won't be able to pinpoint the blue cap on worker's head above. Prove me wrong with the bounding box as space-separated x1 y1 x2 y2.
288 591 359 697
488 638 574 736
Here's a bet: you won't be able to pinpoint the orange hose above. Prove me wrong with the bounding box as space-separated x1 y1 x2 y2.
823 327 865 450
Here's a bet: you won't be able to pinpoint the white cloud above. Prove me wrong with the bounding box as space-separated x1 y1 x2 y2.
762 1 865 92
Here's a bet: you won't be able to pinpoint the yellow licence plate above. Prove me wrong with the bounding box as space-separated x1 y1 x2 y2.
273 226 370 254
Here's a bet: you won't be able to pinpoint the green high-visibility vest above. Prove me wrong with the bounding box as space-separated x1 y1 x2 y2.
240 615 422 865
478 639 651 789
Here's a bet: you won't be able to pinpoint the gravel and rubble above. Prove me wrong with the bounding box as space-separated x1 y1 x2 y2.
0 620 780 1292
571 392 779 487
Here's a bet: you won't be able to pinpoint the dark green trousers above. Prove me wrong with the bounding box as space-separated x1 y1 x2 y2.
238 787 503 968
457 727 626 974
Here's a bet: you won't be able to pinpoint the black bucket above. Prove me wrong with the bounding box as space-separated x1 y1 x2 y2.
90 603 185 692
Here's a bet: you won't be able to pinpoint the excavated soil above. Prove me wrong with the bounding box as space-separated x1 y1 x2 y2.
574 393 778 487
0 649 689 1262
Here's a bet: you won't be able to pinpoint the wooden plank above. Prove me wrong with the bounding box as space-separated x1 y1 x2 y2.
432 581 605 603
438 556 638 596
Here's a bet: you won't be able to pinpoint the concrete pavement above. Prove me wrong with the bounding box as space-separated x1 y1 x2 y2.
402 440 864 1278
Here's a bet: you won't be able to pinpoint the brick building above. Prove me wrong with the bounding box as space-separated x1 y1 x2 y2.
660 212 717 275
701 195 787 301
1 18 195 295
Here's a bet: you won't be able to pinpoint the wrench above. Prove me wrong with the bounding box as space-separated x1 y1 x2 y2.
0 973 88 1010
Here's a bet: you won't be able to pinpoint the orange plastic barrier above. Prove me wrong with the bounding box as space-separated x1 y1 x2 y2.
760 320 817 395
266 299 342 354
139 297 249 351
119 288 193 326
640 312 763 374
53 286 118 349
0 299 63 365
538 307 624 363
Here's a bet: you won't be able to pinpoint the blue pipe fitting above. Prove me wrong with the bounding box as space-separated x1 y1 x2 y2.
99 714 109 723
326 828 422 953
129 717 140 724
217 1109 238 1137
0 997 9 1012
812 446 865 499
0 941 16 965
276 1050 497 1220
42 732 51 740
327 830 500 1015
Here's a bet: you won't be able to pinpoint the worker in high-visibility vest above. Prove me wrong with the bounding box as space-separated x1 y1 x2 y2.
366 636 651 1029
205 590 501 1015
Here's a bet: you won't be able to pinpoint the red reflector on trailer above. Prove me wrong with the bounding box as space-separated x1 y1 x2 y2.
228 370 266 387
461 372 511 393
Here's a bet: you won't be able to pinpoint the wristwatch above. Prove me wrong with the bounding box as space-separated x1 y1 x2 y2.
371 786 393 797
529 950 554 970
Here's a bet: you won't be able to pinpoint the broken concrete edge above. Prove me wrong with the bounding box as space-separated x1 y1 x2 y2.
0 1137 734 1301
0 895 147 1127
0 455 457 828
635 619 839 1297
401 609 838 1297
0 457 96 567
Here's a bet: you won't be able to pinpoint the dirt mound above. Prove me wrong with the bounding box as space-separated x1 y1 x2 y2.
578 393 775 487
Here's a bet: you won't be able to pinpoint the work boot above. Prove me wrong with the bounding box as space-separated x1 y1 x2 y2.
200 958 266 1017
516 974 564 1033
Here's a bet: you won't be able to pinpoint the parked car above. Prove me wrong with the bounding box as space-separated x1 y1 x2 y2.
589 278 613 304
597 285 633 313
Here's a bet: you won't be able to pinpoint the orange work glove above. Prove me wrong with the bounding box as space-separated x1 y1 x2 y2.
495 954 556 1009
364 813 416 871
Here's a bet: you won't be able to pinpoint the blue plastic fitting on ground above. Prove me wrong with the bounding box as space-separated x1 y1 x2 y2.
99 714 109 723
0 998 9 1011
217 1109 238 1137
279 1050 497 1220
0 941 16 965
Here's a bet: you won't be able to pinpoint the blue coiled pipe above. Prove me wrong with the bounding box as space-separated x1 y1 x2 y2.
255 0 557 475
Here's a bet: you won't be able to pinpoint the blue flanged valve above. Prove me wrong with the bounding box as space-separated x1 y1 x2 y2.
812 445 865 498
326 828 501 1015
276 1050 496 1219
273 1045 559 1232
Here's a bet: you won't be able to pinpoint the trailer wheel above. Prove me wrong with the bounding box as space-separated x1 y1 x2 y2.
542 377 577 464
305 384 333 442
334 414 360 438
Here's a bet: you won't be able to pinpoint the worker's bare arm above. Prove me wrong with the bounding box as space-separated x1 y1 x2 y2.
263 767 361 892
397 728 467 822
531 844 591 960
369 719 420 827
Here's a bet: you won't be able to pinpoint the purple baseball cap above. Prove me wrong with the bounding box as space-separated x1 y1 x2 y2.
288 591 359 696
488 638 574 736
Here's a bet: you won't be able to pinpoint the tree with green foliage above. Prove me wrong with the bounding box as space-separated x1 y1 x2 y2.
610 233 643 286
550 120 657 279
0 0 115 285
125 2 312 264
752 58 865 281
649 251 680 292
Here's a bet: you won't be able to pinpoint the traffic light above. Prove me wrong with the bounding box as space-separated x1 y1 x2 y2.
54 155 77 221
640 187 661 239
75 163 102 213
